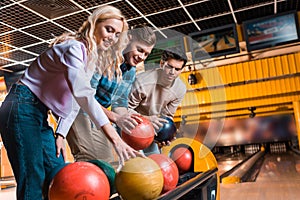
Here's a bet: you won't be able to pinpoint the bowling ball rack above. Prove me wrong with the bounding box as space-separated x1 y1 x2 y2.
111 138 220 200
110 167 218 200
157 167 218 200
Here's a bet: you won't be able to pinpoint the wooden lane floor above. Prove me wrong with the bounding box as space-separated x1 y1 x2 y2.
220 151 300 200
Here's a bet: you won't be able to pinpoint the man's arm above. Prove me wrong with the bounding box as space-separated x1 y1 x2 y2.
101 105 119 123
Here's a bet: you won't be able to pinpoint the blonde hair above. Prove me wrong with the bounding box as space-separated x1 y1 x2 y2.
130 26 156 46
50 5 129 79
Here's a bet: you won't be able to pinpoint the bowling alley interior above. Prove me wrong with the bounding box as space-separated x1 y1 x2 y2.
1 0 300 199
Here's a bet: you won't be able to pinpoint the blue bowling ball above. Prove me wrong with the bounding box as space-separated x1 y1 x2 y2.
155 116 177 143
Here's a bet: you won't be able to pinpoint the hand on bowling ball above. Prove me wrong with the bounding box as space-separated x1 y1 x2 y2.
116 113 143 134
148 115 169 131
102 123 142 166
155 116 177 144
156 138 175 149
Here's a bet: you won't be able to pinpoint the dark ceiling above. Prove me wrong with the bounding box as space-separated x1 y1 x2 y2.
0 0 299 76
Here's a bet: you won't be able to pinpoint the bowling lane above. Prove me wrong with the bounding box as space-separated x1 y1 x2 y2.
256 151 300 182
220 151 300 200
218 159 243 176
217 152 249 175
216 144 262 176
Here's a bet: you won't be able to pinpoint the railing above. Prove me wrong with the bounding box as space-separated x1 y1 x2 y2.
222 151 265 183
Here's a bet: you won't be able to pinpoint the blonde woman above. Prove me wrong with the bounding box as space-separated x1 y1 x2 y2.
67 26 157 163
0 5 139 200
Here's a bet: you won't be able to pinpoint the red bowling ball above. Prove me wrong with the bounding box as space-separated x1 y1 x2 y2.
171 147 193 174
48 162 110 200
155 116 177 143
122 116 155 150
148 154 179 193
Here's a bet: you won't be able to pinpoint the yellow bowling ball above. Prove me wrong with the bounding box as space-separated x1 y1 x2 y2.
115 157 163 200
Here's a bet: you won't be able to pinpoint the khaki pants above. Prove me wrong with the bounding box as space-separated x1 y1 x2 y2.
66 110 116 163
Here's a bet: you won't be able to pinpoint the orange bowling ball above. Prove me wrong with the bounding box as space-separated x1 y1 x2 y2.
115 157 163 200
148 154 179 193
122 116 155 150
48 162 110 200
171 147 193 174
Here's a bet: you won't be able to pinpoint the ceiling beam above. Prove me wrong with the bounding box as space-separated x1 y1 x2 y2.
227 0 237 24
177 0 201 31
274 0 278 14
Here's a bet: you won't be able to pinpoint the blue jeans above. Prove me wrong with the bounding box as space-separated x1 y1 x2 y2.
0 84 65 200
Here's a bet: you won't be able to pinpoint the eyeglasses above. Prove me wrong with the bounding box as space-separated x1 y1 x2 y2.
164 63 183 71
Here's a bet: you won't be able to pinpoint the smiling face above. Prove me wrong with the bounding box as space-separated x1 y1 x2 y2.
94 18 124 50
123 40 154 66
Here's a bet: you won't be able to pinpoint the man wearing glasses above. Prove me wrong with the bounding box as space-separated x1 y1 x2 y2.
123 47 188 155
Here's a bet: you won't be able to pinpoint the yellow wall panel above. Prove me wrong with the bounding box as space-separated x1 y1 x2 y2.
236 85 245 99
179 52 299 120
218 66 227 85
256 82 264 96
295 76 300 90
262 81 270 97
267 57 276 77
281 55 290 75
261 59 269 78
224 65 232 83
242 62 251 81
186 76 300 107
230 64 238 82
255 60 264 79
214 67 226 86
181 52 298 89
197 72 206 88
295 53 300 72
245 84 252 99
249 60 257 80
284 79 292 93
289 76 296 90
200 70 209 88
274 79 281 95
206 67 215 86
236 63 245 82
251 83 263 97
270 77 277 94
287 54 297 74
274 56 284 76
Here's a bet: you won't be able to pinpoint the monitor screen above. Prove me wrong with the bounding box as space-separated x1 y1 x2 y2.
243 11 300 51
189 24 240 61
